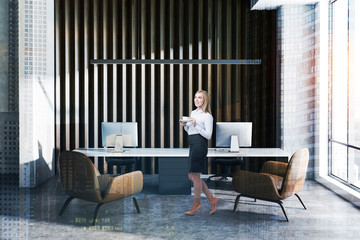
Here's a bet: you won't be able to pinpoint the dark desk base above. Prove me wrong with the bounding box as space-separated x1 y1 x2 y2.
91 155 288 195
244 157 289 172
158 157 191 195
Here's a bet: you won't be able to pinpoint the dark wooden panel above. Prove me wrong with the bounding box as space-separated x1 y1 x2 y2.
55 0 278 174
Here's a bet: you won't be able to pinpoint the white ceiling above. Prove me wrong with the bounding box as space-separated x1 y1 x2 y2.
250 0 321 10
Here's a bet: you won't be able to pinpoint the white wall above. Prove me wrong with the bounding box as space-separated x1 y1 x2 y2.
279 4 319 179
19 0 55 187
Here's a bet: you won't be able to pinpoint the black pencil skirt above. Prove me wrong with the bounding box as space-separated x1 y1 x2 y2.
188 134 208 173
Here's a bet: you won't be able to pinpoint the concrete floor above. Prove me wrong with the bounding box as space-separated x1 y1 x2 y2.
1 174 360 240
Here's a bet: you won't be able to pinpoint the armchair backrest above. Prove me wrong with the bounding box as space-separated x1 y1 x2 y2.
280 148 309 199
59 151 102 202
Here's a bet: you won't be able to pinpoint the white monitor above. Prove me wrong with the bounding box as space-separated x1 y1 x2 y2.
216 122 252 152
101 122 138 148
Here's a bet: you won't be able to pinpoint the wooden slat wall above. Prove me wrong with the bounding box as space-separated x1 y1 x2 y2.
55 0 278 173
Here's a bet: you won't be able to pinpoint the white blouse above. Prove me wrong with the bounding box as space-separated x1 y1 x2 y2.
184 109 213 140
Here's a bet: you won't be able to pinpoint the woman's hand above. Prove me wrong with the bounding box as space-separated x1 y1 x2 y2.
179 119 187 126
189 117 196 127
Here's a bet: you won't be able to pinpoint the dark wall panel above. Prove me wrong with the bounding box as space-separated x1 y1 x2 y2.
55 0 278 173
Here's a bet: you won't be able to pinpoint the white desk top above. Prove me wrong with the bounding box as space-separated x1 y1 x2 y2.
74 148 289 158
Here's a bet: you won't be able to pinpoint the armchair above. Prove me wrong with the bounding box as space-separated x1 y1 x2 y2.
58 151 143 226
232 148 309 221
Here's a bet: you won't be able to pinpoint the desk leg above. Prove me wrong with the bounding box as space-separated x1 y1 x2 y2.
94 157 98 168
158 157 191 195
103 157 108 174
93 157 104 174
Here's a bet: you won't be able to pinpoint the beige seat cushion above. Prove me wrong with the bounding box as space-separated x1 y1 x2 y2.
97 175 113 198
261 173 283 191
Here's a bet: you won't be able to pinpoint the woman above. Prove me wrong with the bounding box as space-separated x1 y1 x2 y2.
180 90 220 215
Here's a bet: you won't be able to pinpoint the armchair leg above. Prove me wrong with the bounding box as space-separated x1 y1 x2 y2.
133 197 140 213
59 197 74 216
233 194 242 212
92 203 104 226
276 201 289 222
295 193 307 210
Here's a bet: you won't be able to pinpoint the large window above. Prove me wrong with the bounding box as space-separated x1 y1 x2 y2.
330 0 360 189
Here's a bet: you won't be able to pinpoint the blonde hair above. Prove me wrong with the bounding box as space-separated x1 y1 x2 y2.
196 90 211 114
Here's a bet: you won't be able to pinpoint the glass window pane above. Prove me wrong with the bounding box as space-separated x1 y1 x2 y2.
332 0 348 144
349 148 360 188
331 0 348 182
331 142 347 181
349 0 360 148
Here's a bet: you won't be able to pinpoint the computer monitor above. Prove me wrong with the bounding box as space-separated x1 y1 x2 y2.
216 122 252 152
101 122 138 148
